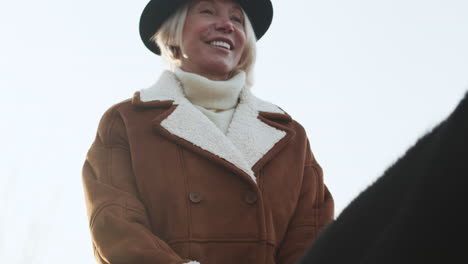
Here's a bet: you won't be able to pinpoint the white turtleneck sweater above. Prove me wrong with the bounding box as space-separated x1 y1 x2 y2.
174 67 246 134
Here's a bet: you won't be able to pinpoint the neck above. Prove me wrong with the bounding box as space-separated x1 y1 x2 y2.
179 65 232 81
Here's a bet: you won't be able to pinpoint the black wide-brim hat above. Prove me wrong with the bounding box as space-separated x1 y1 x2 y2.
139 0 273 55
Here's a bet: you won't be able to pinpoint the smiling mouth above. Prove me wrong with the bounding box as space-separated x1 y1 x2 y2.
209 41 232 50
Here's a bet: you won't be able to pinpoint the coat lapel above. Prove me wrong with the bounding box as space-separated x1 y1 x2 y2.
227 89 295 175
133 71 294 184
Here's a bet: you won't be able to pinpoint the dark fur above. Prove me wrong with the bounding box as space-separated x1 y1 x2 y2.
297 92 468 264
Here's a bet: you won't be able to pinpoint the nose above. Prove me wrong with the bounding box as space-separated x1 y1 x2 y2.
215 17 234 33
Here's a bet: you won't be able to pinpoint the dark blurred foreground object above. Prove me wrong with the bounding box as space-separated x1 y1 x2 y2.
297 92 468 264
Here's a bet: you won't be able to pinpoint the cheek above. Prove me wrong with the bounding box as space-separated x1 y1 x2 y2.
181 20 206 47
235 34 247 60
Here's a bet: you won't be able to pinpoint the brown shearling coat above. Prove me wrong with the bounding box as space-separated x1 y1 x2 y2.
82 71 334 264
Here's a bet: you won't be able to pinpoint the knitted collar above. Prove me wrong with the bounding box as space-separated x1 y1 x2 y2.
173 67 246 110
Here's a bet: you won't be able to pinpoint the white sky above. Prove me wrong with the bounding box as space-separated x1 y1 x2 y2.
1 0 467 263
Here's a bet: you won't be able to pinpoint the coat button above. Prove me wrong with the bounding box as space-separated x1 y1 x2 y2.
245 191 257 205
189 192 202 203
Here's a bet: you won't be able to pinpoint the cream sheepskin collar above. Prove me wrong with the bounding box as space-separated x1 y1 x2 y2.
138 71 287 183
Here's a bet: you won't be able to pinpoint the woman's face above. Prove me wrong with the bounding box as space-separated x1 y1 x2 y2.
180 0 246 80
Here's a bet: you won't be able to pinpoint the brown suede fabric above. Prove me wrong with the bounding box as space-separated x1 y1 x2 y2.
82 93 334 264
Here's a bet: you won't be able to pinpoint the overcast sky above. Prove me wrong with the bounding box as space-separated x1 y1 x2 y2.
1 0 467 263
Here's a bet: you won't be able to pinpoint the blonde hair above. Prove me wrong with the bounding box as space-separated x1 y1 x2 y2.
150 3 257 87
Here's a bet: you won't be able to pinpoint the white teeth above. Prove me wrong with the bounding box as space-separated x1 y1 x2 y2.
209 41 231 50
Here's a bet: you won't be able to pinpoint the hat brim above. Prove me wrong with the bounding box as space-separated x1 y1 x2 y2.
139 0 273 55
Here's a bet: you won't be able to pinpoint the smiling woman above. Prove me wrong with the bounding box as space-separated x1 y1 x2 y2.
81 1 334 264
151 0 257 86
179 0 247 80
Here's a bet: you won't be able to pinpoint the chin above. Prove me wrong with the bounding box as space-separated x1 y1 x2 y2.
203 62 237 77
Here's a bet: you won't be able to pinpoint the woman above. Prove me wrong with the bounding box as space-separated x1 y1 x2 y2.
82 0 334 264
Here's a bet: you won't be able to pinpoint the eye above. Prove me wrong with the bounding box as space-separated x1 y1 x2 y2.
231 16 242 23
200 9 214 14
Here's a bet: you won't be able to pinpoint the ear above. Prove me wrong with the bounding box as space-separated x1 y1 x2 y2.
170 46 182 59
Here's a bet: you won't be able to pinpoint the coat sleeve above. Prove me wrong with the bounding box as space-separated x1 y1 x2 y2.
276 140 334 264
82 106 194 264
